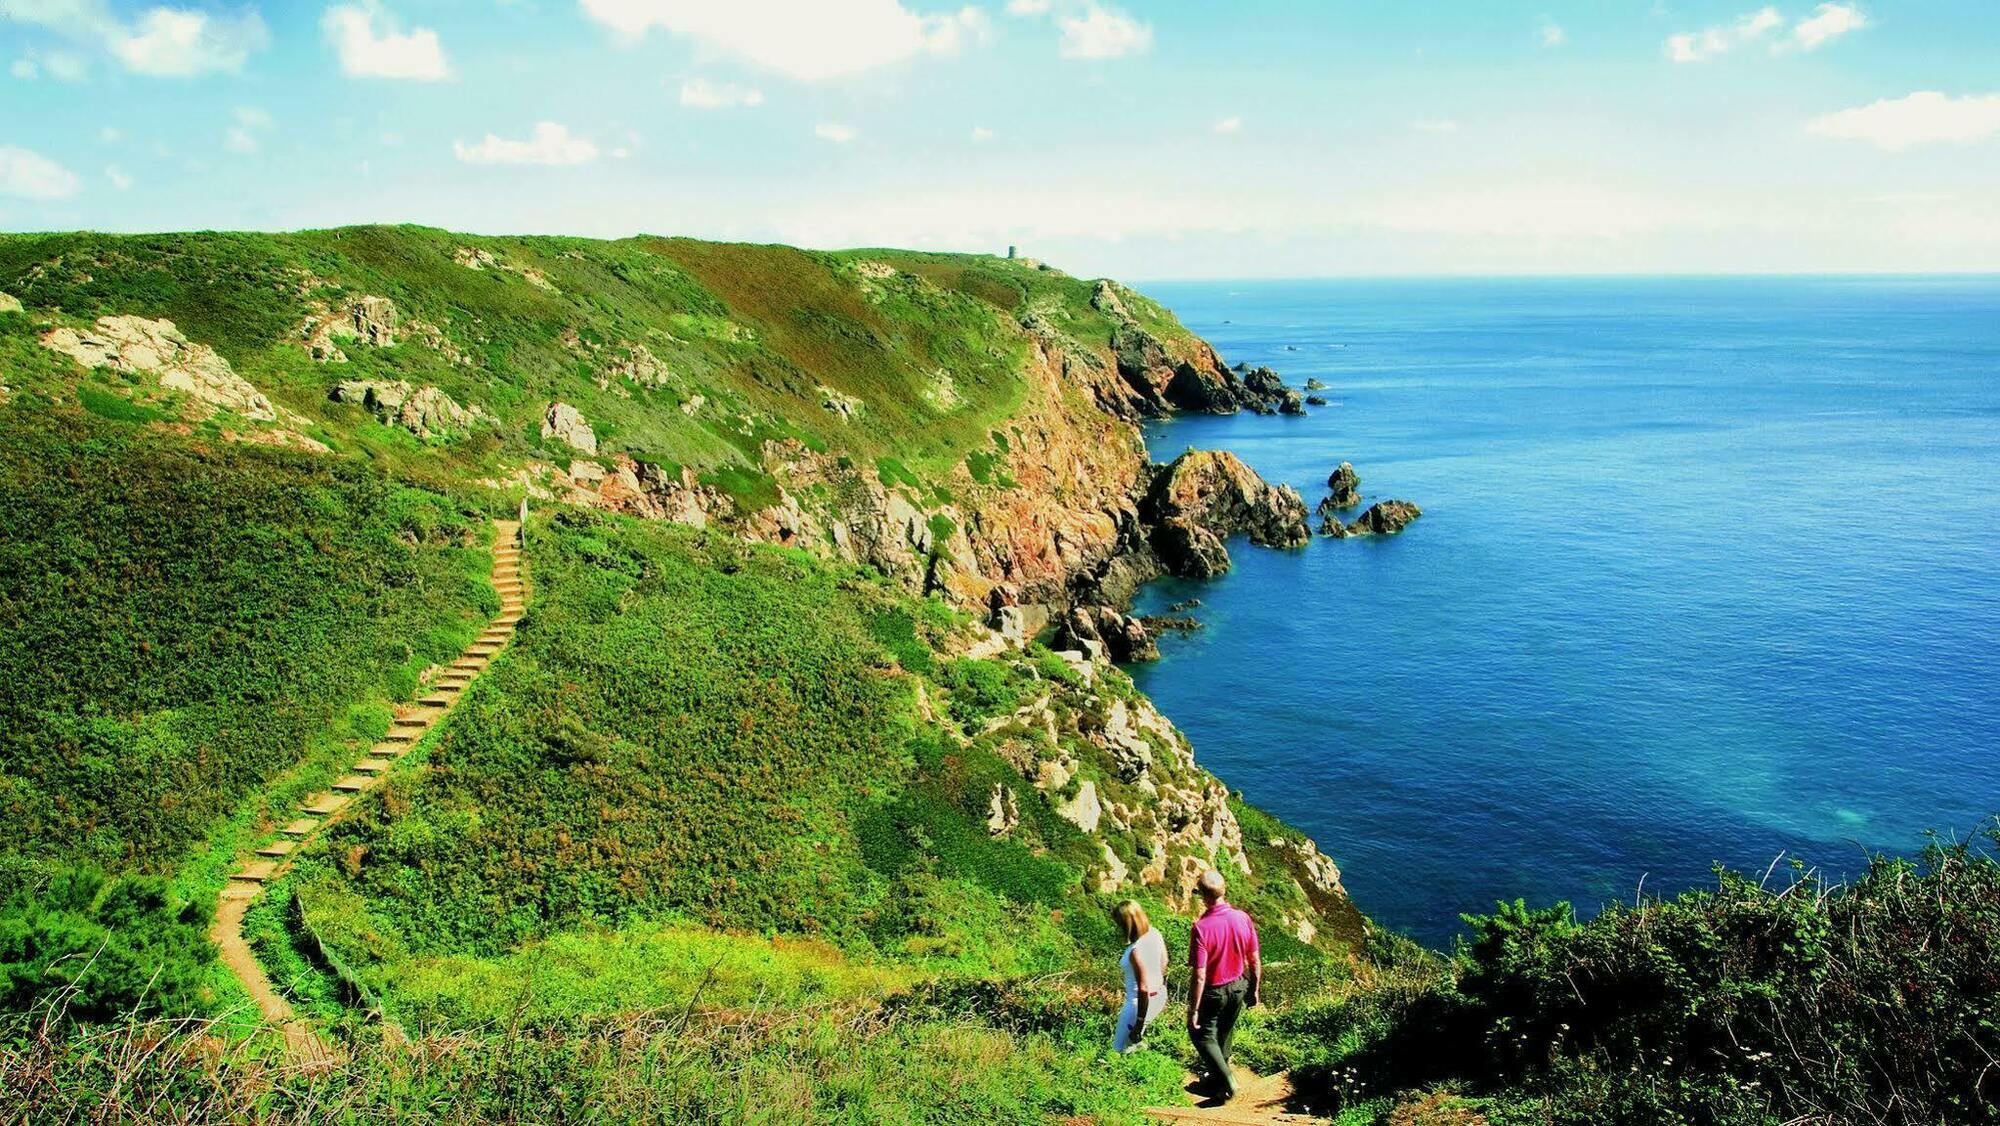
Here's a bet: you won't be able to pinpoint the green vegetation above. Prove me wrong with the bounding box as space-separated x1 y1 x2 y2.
1270 834 2000 1125
0 410 489 878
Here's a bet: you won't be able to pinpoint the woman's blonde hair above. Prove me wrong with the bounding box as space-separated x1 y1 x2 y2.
1113 900 1150 942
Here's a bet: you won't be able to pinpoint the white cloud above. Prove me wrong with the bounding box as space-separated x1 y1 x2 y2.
98 125 121 143
8 58 32 78
0 145 81 200
224 105 273 154
679 76 764 108
970 125 994 141
323 2 450 81
41 48 83 78
579 0 990 81
104 163 131 189
453 122 600 165
1790 2 1865 51
1806 91 2000 152
110 7 269 76
1056 2 1149 58
1412 118 1460 133
1539 20 1565 47
1665 6 1780 62
1004 0 1048 13
1213 116 1241 134
815 121 857 143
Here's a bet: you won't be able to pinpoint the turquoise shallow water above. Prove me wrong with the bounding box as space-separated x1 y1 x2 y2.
1129 277 2000 947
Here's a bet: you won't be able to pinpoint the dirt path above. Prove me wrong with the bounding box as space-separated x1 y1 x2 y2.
1145 1068 1328 1125
209 520 524 1056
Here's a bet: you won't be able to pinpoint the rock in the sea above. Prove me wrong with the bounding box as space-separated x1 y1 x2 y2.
0 292 21 314
542 400 597 454
1305 395 1329 406
1304 378 1329 391
41 316 277 421
1243 366 1286 397
1143 449 1310 578
1278 389 1306 415
1344 500 1422 536
1325 461 1361 509
331 379 488 438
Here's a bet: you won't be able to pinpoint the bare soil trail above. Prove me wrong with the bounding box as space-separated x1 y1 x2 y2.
209 520 525 1056
1146 1067 1329 1125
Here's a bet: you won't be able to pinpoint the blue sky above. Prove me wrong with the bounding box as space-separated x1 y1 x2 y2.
3 0 1998 277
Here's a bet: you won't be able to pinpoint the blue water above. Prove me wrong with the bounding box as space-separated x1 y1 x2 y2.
1129 277 2000 947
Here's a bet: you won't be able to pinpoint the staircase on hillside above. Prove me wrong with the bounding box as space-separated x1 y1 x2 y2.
210 519 525 1051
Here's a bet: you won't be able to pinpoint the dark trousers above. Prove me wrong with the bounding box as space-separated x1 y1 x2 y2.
1191 976 1249 1093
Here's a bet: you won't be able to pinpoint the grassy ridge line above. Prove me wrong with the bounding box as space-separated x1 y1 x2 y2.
0 227 1195 510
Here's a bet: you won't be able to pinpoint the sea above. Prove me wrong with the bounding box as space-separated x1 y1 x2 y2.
1128 276 2000 947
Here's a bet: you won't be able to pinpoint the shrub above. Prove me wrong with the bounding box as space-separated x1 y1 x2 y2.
0 867 213 1022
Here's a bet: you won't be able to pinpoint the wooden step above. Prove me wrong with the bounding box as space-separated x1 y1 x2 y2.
280 818 319 837
256 839 297 858
353 758 392 774
301 794 349 816
221 882 262 901
233 860 279 883
380 731 419 744
331 774 373 792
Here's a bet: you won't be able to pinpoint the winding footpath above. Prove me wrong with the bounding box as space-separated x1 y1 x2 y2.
210 520 524 1056
1146 1068 1328 1125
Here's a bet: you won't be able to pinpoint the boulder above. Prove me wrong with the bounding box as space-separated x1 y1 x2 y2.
349 296 398 347
1143 449 1311 578
0 292 21 314
1305 395 1329 406
986 784 1020 837
1095 841 1130 894
42 316 276 421
1304 378 1329 390
1278 389 1306 415
1055 604 1158 663
1325 461 1361 509
331 379 487 438
1345 500 1422 536
1056 779 1103 833
542 401 597 454
1243 366 1285 397
1164 360 1245 414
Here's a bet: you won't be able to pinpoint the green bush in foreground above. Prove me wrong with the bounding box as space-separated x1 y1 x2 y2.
1283 832 2000 1125
0 867 214 1023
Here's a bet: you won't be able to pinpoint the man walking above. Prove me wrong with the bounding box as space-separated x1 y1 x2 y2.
1185 868 1261 1103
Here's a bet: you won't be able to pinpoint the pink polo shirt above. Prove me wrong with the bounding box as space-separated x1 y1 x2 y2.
1189 899 1259 987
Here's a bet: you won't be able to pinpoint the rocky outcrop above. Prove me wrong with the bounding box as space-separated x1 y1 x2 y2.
41 316 277 421
331 380 490 438
1304 378 1329 391
1306 395 1329 406
541 401 597 454
1344 500 1422 536
1141 449 1310 578
0 292 21 314
1325 461 1361 509
986 784 1020 837
1054 604 1158 663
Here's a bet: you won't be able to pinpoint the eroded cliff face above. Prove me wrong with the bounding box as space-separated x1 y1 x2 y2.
540 278 1308 634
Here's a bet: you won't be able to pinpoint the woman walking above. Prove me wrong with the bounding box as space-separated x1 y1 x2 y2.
1112 900 1168 1052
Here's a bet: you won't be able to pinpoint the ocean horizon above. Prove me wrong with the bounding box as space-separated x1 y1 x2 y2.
1131 274 2000 947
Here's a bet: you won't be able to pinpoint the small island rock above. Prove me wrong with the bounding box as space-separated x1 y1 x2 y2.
1345 500 1422 536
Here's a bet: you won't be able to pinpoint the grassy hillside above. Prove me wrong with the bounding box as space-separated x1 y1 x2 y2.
0 226 1173 509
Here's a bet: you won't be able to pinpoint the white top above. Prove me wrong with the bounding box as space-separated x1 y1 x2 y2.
1122 928 1168 1001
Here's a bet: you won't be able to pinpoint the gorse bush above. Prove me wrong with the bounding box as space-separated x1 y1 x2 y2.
0 866 213 1022
1286 832 2000 1125
0 410 489 876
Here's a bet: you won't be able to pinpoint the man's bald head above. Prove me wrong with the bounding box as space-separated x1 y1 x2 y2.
1197 868 1227 903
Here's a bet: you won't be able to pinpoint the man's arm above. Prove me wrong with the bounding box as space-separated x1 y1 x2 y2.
1246 922 1263 1008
